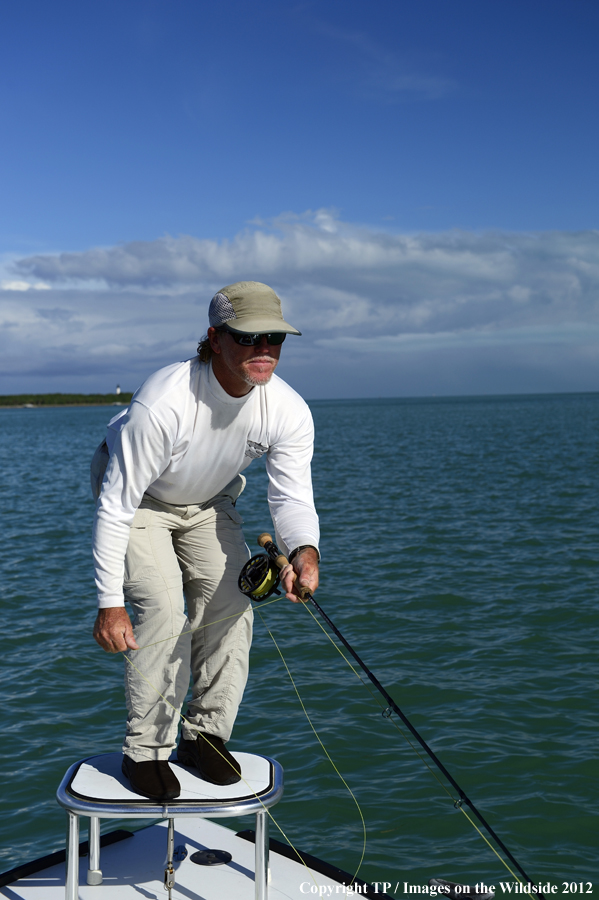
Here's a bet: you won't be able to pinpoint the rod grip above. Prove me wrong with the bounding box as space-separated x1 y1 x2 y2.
257 533 310 600
258 534 290 568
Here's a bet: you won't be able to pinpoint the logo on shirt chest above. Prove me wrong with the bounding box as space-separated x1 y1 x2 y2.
245 440 269 459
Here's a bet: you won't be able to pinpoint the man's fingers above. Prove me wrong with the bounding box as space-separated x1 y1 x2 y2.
280 565 315 602
125 630 139 651
279 563 303 601
95 630 126 653
293 554 319 598
93 609 138 653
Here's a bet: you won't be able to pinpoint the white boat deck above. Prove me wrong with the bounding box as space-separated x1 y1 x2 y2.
1 816 356 899
1 752 385 900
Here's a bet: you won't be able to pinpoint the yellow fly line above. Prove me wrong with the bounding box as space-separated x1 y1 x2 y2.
294 597 526 887
118 581 527 890
122 648 326 891
124 592 368 890
255 606 367 888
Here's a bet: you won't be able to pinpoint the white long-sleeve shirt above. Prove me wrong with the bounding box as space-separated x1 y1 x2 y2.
93 357 319 608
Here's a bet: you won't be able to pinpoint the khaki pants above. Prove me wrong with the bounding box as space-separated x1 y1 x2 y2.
91 445 252 762
122 491 252 761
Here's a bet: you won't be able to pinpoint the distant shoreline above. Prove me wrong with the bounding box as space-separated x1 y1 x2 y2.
0 393 133 409
1 389 597 409
0 403 130 409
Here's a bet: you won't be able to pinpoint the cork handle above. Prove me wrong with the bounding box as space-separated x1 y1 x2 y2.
258 533 288 569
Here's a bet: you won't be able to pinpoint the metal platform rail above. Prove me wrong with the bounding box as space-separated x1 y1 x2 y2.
56 751 284 900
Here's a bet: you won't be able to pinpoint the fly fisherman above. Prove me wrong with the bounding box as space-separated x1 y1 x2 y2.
91 281 320 801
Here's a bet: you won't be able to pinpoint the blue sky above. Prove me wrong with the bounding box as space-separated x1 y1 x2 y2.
1 0 598 398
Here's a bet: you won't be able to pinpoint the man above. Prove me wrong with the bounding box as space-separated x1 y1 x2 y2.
92 281 319 801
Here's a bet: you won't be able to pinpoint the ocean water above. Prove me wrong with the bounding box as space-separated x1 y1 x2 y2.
0 394 597 896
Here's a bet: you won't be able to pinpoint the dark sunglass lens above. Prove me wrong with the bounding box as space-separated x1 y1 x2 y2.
229 331 286 346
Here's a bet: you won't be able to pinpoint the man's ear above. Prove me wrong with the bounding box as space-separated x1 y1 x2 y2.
208 327 222 354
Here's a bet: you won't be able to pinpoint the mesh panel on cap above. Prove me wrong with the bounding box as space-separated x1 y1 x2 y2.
209 292 237 327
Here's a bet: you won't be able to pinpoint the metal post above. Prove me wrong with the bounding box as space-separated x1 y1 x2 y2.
255 810 269 900
65 811 79 900
164 818 175 900
87 816 102 885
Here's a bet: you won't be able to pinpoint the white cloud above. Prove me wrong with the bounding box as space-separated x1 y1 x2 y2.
1 280 50 291
316 322 599 354
13 211 599 330
3 211 599 396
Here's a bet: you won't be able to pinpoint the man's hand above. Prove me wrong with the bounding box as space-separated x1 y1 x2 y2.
93 607 139 653
280 547 319 603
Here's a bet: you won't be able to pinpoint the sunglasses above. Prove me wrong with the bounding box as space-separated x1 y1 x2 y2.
221 328 287 347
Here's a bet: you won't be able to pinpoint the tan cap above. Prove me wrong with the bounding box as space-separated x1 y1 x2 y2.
209 281 301 335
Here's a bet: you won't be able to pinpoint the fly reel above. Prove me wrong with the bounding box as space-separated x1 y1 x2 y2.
238 553 281 601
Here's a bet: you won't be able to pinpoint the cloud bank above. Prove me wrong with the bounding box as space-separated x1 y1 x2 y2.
2 211 599 397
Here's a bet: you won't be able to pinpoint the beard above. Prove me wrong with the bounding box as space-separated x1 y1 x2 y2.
241 356 278 386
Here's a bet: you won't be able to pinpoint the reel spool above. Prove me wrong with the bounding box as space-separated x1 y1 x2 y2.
238 553 281 601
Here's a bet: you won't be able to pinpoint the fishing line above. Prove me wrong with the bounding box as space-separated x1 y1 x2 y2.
258 594 524 884
296 598 525 886
126 594 365 889
254 606 367 888
241 534 545 899
302 597 541 893
300 597 462 791
124 594 367 892
115 529 536 892
122 648 325 892
133 593 283 652
127 596 523 889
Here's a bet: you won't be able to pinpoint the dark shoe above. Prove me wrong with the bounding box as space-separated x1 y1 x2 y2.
121 755 181 801
177 733 241 785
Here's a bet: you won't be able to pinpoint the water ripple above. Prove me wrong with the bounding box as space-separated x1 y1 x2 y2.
0 395 597 891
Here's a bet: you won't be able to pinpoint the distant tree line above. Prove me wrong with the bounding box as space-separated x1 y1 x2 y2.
0 393 134 407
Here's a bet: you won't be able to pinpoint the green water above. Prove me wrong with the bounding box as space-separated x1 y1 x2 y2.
0 394 597 895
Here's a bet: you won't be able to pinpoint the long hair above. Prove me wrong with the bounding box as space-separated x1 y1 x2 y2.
197 335 212 363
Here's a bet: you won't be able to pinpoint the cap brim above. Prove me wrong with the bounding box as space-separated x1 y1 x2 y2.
223 316 301 336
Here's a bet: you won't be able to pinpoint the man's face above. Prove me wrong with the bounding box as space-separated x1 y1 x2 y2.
208 327 283 397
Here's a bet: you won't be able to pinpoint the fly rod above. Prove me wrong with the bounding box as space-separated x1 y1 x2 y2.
238 533 544 899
